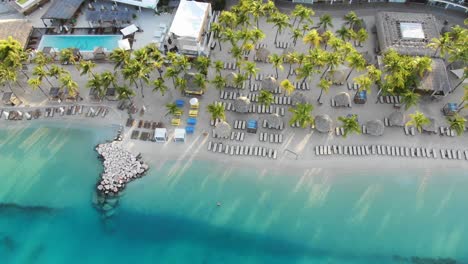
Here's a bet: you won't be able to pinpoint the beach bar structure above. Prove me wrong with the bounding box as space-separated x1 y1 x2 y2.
154 128 168 142
168 0 212 57
41 0 85 26
0 19 33 50
174 128 186 142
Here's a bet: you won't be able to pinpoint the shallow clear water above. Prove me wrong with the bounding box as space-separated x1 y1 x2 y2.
1 124 467 264
37 35 122 52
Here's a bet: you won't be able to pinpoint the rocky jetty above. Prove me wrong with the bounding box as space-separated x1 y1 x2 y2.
93 141 149 219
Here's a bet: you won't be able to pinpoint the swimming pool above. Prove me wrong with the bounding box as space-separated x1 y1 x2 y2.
38 35 122 52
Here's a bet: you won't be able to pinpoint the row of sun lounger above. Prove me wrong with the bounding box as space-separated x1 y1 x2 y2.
335 127 346 136
229 131 245 141
86 107 109 118
262 119 284 130
210 118 222 127
248 94 291 105
314 145 450 160
255 43 267 50
383 117 396 127
135 120 163 129
403 126 416 136
440 149 468 160
292 82 310 91
259 132 283 144
247 83 260 92
247 104 286 116
1 105 107 121
223 62 237 71
291 121 310 128
347 83 361 91
233 120 246 130
378 96 401 104
330 98 352 108
255 73 274 82
275 41 291 49
220 91 239 100
207 141 278 159
130 130 154 141
439 126 458 137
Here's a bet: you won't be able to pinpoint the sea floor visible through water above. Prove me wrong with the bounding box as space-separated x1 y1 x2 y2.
0 123 467 264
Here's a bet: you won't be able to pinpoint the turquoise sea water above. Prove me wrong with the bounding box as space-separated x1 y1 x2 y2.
37 35 121 52
1 123 468 264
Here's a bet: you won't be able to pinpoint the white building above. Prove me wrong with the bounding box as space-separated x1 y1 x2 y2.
168 0 212 56
111 0 159 10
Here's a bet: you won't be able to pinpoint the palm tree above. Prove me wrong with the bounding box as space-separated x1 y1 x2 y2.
0 66 21 98
427 33 452 57
251 0 266 29
230 46 244 70
175 77 187 92
27 77 49 98
297 61 315 86
109 48 130 69
153 77 168 96
344 11 360 29
338 114 361 137
48 64 66 80
243 61 259 86
355 28 368 47
218 10 237 29
447 114 466 136
268 53 284 78
353 74 372 100
317 78 332 104
0 36 25 69
211 75 226 91
289 103 314 128
336 26 351 41
267 12 290 44
116 85 135 101
320 51 342 78
210 22 223 51
303 29 322 49
318 14 333 31
453 67 468 92
32 51 52 70
100 71 117 91
259 90 274 106
321 30 334 50
291 5 314 30
213 60 224 77
164 67 178 90
207 102 226 121
345 52 366 81
165 102 182 117
400 91 420 111
194 73 207 91
86 74 105 100
406 111 430 133
59 48 76 65
233 72 247 89
32 65 53 86
280 79 295 95
59 72 79 98
194 56 211 77
284 51 299 78
77 60 96 77
122 59 150 98
413 56 433 79
291 29 303 47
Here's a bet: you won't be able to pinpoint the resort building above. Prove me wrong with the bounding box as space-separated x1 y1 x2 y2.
167 0 212 56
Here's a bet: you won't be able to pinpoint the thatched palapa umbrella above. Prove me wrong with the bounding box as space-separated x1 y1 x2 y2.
315 114 333 133
225 72 236 88
214 121 232 139
388 111 404 127
234 96 250 113
326 66 348 85
334 92 351 107
366 120 384 136
256 47 270 63
422 117 437 133
265 113 282 129
261 76 277 92
291 92 307 105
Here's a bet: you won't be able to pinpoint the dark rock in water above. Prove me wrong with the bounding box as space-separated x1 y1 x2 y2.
0 203 55 215
1 236 16 251
411 256 457 264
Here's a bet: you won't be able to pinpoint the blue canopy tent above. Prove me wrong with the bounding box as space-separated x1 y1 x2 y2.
354 90 367 104
187 117 197 125
247 119 258 133
443 103 458 116
175 99 185 108
186 126 195 134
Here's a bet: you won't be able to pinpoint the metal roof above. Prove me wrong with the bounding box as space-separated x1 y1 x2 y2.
41 0 85 20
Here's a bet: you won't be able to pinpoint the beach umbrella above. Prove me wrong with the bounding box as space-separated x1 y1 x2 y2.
234 96 250 113
388 111 404 127
3 111 9 120
256 47 270 63
315 114 333 133
291 92 307 105
214 121 231 139
261 76 277 92
118 39 131 50
366 120 385 136
422 117 437 133
334 92 351 107
225 72 236 88
265 113 282 129
189 98 198 105
326 66 348 85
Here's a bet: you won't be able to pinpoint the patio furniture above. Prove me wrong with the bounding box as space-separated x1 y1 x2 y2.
187 117 197 125
175 99 185 107
186 126 195 134
171 118 181 126
189 110 198 117
442 103 458 116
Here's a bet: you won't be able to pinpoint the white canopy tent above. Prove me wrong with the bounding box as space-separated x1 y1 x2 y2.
120 24 138 36
169 0 210 42
174 128 186 142
154 128 168 142
118 38 131 50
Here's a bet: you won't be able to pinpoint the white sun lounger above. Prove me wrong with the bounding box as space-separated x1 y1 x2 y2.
327 146 331 155
338 145 343 155
225 145 230 154
263 148 267 157
356 146 361 156
319 146 324 155
352 146 357 155
343 146 348 155
333 145 337 154
213 143 218 153
395 147 400 156
421 148 427 158
464 150 468 160
218 143 224 153
447 149 453 159
390 146 395 156
208 141 212 151
410 127 415 136
457 150 462 160
273 150 277 159
404 126 409 135
440 149 445 159
377 145 381 155
315 146 319 156
234 146 239 155
268 149 273 158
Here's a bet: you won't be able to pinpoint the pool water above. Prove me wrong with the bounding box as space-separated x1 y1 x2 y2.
37 35 122 52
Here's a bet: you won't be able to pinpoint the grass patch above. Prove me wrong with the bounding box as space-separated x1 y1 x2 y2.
16 0 30 5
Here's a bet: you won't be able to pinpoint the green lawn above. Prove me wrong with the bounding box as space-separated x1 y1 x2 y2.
16 0 29 5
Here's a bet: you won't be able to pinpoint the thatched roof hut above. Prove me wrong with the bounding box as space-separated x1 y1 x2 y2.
334 92 351 107
366 120 384 136
225 72 236 88
214 121 231 138
234 96 250 113
315 114 333 133
326 66 349 85
256 47 270 62
0 19 33 49
291 92 307 105
388 111 404 127
265 113 282 129
261 76 277 92
422 117 437 133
